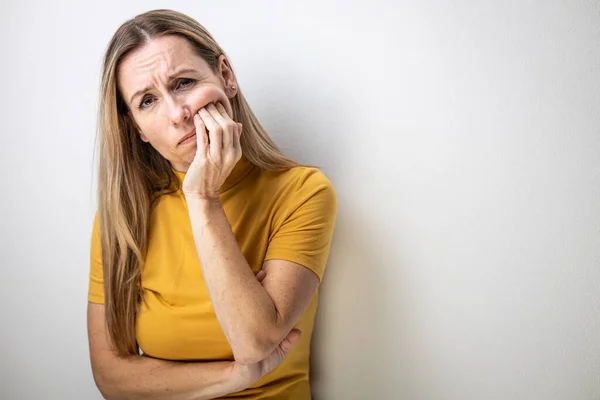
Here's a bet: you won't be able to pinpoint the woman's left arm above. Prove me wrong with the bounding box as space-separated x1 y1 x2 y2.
183 102 334 365
187 197 319 365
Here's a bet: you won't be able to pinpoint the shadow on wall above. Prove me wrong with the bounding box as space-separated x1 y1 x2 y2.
309 206 427 400
246 62 429 399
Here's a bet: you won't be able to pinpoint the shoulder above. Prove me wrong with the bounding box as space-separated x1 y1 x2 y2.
256 165 337 221
261 165 336 197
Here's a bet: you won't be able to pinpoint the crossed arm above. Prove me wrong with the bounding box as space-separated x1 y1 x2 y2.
186 196 321 365
87 211 318 400
88 183 330 399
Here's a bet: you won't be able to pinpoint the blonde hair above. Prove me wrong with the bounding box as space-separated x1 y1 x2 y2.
97 8 308 356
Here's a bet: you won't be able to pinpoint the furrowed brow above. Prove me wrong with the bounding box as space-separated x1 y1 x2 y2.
128 68 197 105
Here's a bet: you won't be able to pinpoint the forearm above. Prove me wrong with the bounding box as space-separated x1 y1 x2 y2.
95 354 244 400
186 197 279 363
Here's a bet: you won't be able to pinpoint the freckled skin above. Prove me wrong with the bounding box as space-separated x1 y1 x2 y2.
117 35 237 172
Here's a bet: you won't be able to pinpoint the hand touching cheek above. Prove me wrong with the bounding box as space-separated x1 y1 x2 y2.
181 102 242 200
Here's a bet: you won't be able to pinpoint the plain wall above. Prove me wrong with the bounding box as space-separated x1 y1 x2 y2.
1 1 598 399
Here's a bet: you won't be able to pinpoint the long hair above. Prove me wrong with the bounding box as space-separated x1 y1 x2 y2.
97 8 307 356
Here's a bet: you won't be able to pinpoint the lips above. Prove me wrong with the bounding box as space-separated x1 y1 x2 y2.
178 129 196 145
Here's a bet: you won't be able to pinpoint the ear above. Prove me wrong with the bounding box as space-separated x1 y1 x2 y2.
217 54 238 98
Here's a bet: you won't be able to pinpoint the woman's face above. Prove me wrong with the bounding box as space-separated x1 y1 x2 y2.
117 35 237 172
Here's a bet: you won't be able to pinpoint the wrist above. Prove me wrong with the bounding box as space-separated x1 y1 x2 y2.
185 195 222 213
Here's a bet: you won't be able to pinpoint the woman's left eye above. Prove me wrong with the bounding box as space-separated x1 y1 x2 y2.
177 78 195 89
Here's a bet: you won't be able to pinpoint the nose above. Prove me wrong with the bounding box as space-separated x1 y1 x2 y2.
165 95 190 126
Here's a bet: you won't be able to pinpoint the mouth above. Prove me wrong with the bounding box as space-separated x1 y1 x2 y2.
178 129 196 145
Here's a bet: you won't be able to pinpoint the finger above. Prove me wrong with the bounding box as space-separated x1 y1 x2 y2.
207 103 234 149
199 107 222 158
280 329 302 351
215 101 230 119
193 113 208 156
234 122 242 152
256 270 266 282
207 102 228 123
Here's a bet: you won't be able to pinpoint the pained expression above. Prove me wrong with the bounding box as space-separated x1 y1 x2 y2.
117 35 237 171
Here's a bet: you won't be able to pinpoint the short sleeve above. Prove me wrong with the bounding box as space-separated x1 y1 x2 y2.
88 212 105 304
264 169 338 282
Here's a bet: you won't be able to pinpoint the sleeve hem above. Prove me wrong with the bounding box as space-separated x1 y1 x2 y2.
87 294 105 304
263 252 326 282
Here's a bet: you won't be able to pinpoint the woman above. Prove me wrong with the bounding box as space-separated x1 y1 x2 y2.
86 8 337 400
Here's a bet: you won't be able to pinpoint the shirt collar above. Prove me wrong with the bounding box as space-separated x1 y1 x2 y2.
172 155 255 194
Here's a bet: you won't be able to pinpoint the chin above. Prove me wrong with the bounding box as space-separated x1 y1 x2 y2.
185 148 197 163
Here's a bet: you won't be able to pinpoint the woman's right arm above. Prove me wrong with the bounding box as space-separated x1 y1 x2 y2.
87 302 248 400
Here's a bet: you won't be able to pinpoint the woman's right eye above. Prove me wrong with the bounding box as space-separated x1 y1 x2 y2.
139 97 153 109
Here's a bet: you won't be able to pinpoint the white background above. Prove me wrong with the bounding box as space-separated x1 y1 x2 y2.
1 1 598 399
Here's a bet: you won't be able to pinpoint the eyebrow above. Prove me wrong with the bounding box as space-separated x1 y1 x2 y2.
128 68 197 105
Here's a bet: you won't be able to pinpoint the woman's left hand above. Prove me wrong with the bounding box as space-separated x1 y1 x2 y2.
182 102 243 200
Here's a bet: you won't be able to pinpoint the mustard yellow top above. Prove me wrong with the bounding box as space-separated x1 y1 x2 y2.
88 156 337 399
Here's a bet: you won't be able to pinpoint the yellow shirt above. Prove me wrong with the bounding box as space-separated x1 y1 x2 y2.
88 156 337 399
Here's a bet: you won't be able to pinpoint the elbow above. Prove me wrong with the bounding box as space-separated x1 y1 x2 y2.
91 365 124 400
91 371 115 400
231 312 286 365
232 344 271 365
94 382 124 400
231 333 278 365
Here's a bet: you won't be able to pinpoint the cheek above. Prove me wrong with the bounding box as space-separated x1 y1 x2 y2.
137 121 161 142
135 118 172 151
193 87 231 113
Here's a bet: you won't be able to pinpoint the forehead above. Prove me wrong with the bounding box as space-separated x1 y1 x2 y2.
118 36 207 97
